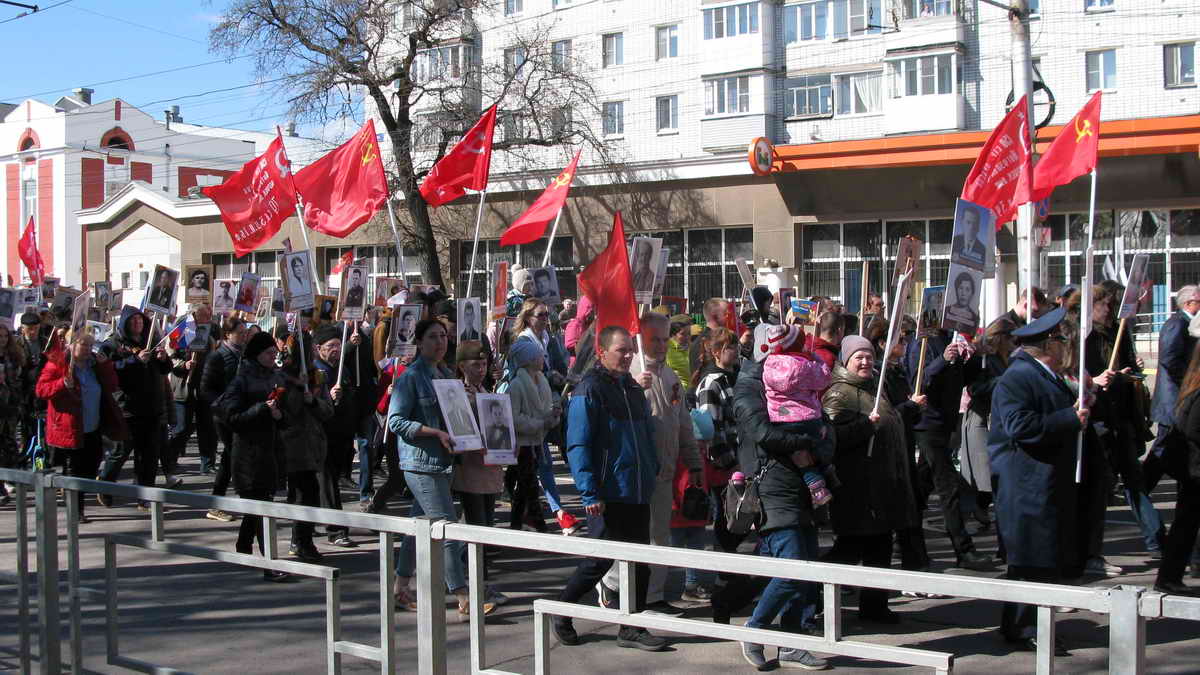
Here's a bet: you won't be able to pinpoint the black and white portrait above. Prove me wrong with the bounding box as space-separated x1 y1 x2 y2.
1119 253 1149 320
950 199 994 271
338 264 369 321
374 277 404 307
213 280 236 315
919 285 945 338
281 251 315 311
653 247 670 299
458 298 481 343
0 289 15 330
41 277 59 302
183 266 212 309
388 303 421 358
17 288 40 315
477 393 518 465
432 378 482 451
271 287 285 316
892 236 923 286
629 237 662 304
530 267 561 306
51 288 79 318
145 265 178 315
316 295 336 324
93 281 112 312
940 264 982 334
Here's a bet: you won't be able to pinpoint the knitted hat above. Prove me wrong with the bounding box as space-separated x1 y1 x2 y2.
243 331 276 362
313 325 342 346
765 324 801 354
509 339 543 368
456 340 485 363
839 335 874 366
511 265 533 293
752 323 773 362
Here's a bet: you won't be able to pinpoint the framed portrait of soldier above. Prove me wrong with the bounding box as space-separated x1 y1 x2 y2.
432 378 483 452
529 267 561 306
271 287 286 318
182 265 213 309
70 289 92 337
213 280 237 316
373 277 404 307
387 303 421 358
314 295 337 325
92 281 113 313
457 298 482 343
51 288 80 320
337 264 369 321
941 264 983 334
234 273 261 314
191 323 213 352
950 199 994 272
629 237 662 304
918 286 946 338
652 247 670 299
477 393 518 466
0 289 16 330
280 251 315 311
84 320 112 344
144 265 179 315
42 277 60 301
17 287 40 315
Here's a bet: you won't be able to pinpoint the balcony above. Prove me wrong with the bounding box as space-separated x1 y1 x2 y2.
885 1 965 53
701 113 770 152
885 93 964 134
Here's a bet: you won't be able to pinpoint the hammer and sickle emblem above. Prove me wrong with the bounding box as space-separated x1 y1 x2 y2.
361 140 378 166
274 147 291 177
1074 118 1094 143
551 170 573 189
463 132 487 155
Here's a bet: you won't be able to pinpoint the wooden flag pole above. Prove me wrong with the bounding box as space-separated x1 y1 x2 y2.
914 337 929 397
335 320 350 387
1107 316 1127 372
464 190 488 299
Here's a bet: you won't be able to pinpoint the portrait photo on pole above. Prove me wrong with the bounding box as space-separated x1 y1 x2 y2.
315 295 337 325
1119 253 1150 320
234 273 261 314
92 280 113 313
17 287 40 315
41 277 60 301
477 393 518 466
337 264 370 321
387 303 422 358
661 296 687 316
458 298 482 343
629 237 662 304
940 264 983 334
653 247 670 299
492 260 509 318
212 280 237 315
432 378 483 452
84 320 112 344
373 277 404 307
280 251 315 311
892 236 922 285
192 323 213 352
182 265 213 309
918 285 946 338
51 287 81 321
530 266 561 306
734 257 755 294
949 198 995 271
0 289 16 330
70 289 92 337
145 265 179 315
271 287 285 318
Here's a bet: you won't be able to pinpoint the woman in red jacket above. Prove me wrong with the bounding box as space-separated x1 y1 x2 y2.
36 331 128 521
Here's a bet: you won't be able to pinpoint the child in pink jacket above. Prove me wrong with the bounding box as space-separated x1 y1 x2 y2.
762 323 836 505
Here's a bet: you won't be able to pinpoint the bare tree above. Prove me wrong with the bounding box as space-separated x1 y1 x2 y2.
209 0 628 287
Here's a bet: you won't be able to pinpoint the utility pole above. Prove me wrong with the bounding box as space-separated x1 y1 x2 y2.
1011 0 1038 311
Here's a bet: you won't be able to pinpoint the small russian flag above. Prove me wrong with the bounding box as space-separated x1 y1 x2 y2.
167 314 197 352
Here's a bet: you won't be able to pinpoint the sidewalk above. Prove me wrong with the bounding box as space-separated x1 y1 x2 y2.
2 449 1199 674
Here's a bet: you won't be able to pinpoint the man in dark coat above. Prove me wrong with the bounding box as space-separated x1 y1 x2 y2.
988 307 1087 654
312 324 359 548
1146 285 1200 489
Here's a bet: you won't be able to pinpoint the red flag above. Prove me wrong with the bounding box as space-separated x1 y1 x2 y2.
203 135 297 257
293 119 389 238
330 250 354 276
961 96 1032 227
1027 92 1102 203
499 150 582 247
578 211 640 347
18 216 45 286
419 106 497 207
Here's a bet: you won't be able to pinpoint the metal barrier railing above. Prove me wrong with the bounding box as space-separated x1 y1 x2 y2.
0 467 36 674
0 466 1191 674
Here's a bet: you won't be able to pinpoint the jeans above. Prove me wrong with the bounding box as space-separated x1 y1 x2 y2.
100 416 164 488
558 502 651 626
395 471 467 592
169 398 217 472
915 429 974 557
535 443 563 514
747 526 820 633
368 436 404 509
356 414 377 502
670 526 711 588
1108 419 1165 552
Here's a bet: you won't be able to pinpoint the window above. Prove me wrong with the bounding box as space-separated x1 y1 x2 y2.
655 95 679 131
552 0 573 6
551 39 572 72
704 75 751 115
829 0 882 38
836 71 883 114
784 2 828 43
602 32 623 67
784 74 832 117
703 2 759 39
105 161 130 198
1086 49 1117 91
1028 0 1040 14
889 54 953 97
501 112 531 142
120 272 130 289
602 101 625 136
1165 42 1196 88
139 271 149 290
415 45 467 83
1084 0 1113 10
655 24 679 60
550 107 572 137
504 0 522 15
503 46 528 78
19 163 35 226
902 0 952 18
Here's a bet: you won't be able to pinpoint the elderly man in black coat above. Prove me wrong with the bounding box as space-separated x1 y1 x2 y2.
1146 285 1200 489
988 307 1089 655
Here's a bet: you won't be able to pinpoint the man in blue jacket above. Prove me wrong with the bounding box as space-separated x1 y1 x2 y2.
553 326 666 652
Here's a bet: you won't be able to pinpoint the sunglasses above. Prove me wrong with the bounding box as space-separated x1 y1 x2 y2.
534 312 550 319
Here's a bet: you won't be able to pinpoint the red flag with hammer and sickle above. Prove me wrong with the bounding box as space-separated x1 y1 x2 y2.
293 119 389 238
499 150 582 247
419 106 497 207
1025 92 1102 204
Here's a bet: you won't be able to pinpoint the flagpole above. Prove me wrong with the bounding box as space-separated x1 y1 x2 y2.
275 125 324 297
1076 168 1097 484
464 189 487 299
336 319 350 388
385 199 410 281
541 207 564 268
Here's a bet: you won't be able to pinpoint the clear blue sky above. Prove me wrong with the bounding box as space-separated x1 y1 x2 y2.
0 0 328 137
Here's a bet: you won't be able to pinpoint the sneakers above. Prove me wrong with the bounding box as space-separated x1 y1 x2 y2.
163 475 183 489
957 550 994 572
1086 556 1123 577
556 511 581 535
206 509 235 522
741 642 772 670
643 600 685 616
616 627 667 651
328 534 357 548
262 570 296 583
289 544 323 563
778 648 829 670
681 585 713 602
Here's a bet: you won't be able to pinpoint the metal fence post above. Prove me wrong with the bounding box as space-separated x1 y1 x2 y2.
15 482 31 674
34 471 61 674
379 532 396 674
414 516 446 675
1108 585 1145 674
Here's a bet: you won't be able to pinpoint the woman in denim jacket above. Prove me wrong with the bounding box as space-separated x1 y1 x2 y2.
388 318 495 620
